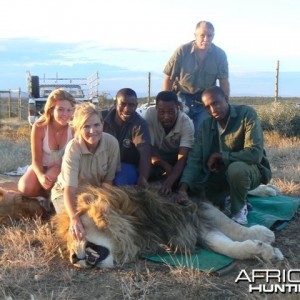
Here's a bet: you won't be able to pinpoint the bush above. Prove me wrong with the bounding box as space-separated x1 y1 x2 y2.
256 102 300 137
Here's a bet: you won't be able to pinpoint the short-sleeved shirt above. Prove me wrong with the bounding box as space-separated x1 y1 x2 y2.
144 107 194 163
164 41 228 94
51 132 120 200
103 109 151 166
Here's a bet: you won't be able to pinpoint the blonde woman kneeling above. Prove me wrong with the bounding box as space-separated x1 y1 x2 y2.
51 102 120 240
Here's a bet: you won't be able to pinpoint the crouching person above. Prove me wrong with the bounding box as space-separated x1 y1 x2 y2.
18 88 76 198
103 88 152 187
177 86 271 225
144 91 194 195
51 102 120 240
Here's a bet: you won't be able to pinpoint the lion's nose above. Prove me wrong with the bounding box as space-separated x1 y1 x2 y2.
71 252 80 264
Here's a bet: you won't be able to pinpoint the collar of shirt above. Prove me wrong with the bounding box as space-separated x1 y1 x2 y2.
77 134 106 156
211 104 237 132
157 111 184 136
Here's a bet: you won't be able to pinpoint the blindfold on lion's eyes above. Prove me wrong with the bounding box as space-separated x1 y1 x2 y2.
85 248 99 266
85 243 110 266
71 242 110 267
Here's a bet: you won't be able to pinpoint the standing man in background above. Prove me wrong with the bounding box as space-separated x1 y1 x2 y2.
163 21 230 130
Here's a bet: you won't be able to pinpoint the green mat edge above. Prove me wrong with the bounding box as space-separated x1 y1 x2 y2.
144 248 234 272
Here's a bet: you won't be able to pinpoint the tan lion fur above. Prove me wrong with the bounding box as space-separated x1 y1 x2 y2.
52 184 284 268
0 188 46 224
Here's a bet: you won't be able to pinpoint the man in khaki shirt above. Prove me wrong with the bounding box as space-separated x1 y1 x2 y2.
163 21 229 130
144 91 194 195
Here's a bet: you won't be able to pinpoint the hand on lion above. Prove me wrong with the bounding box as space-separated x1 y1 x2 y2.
175 190 190 204
69 216 86 241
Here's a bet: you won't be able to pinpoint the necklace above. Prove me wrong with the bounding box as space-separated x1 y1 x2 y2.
52 125 67 150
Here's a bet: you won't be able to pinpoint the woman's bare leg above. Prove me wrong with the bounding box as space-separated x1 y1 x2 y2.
18 165 60 197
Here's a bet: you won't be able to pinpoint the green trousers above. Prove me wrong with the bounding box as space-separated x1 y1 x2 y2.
204 161 262 215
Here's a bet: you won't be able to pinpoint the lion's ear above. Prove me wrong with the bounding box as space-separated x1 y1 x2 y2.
88 204 108 229
77 192 95 207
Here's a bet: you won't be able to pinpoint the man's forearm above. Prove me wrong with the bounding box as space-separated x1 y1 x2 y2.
138 147 152 181
219 78 230 97
162 76 174 91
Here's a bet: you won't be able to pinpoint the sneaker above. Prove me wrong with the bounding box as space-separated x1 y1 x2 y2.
232 205 248 225
222 196 231 216
246 202 253 211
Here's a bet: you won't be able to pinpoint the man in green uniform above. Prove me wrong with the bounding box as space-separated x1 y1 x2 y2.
177 86 271 225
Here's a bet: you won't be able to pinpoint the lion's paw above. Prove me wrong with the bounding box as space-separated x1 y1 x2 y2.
249 225 275 244
257 241 284 262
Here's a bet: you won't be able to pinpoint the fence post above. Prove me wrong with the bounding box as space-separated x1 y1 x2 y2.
147 72 151 105
18 88 22 120
8 89 11 118
274 60 279 102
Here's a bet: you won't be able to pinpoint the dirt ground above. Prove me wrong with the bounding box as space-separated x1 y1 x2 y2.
0 174 299 299
0 174 20 191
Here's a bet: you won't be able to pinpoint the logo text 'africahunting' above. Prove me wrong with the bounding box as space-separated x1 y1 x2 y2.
235 269 300 293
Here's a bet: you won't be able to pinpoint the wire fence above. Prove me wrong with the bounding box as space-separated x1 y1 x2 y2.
0 89 28 120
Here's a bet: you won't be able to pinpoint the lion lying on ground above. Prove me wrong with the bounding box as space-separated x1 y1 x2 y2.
52 184 284 268
0 188 47 224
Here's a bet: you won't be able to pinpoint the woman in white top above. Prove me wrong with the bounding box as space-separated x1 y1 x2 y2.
18 88 76 197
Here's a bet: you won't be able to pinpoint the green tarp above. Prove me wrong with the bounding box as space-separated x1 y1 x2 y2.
143 195 300 272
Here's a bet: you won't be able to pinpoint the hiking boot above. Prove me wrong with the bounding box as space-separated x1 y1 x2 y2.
232 204 248 225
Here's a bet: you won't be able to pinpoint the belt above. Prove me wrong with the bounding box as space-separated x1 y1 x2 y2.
179 91 204 106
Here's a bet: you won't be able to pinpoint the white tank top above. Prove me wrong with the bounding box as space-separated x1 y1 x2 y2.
42 125 73 167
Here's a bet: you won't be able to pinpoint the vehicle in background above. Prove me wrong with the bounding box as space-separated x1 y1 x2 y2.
136 99 189 119
27 71 99 125
136 101 156 118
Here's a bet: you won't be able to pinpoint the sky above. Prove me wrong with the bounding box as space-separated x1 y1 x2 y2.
0 0 300 97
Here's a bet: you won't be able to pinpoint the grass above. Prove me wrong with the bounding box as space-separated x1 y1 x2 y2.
120 268 157 299
0 119 31 173
264 131 300 191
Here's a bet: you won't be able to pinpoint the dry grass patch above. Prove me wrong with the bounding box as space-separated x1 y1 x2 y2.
0 218 74 299
120 268 157 299
0 119 31 173
264 131 300 195
0 118 31 141
0 139 31 173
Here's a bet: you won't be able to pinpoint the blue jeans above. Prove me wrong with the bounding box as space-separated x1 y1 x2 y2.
179 92 209 131
113 163 138 186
